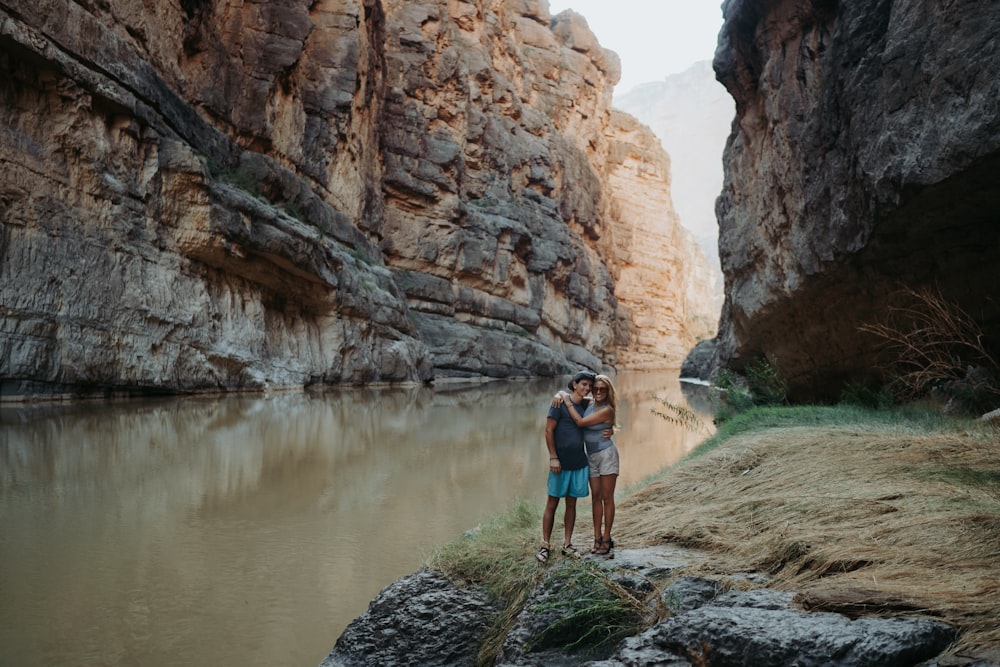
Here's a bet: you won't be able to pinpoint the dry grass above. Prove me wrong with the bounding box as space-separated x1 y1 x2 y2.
859 285 1000 407
615 422 1000 655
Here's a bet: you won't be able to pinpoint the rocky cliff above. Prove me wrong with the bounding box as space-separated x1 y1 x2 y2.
0 0 714 399
604 110 718 366
616 60 732 285
712 0 1000 399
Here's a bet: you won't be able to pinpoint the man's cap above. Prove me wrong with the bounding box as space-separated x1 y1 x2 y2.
568 370 596 391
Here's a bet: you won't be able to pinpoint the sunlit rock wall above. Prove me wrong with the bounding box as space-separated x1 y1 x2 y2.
0 0 715 398
604 110 718 368
616 59 732 292
713 0 1000 398
377 0 622 376
379 0 716 375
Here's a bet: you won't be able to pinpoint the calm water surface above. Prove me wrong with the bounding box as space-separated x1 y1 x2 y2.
0 371 711 667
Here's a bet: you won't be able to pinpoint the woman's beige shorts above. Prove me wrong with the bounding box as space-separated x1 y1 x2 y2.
588 443 620 477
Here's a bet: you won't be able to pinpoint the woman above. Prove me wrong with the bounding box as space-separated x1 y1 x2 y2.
559 374 619 557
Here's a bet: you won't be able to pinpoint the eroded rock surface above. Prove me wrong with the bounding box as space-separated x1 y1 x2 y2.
320 568 497 667
711 0 1000 398
0 0 715 398
377 0 716 377
1 0 429 397
326 548 958 667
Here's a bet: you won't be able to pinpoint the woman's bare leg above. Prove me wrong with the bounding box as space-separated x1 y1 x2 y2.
601 474 619 543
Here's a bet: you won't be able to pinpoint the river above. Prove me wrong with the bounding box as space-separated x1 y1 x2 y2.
0 370 711 667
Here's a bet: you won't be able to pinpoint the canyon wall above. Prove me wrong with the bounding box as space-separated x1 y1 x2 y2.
0 0 712 399
616 59 732 284
604 110 718 367
713 0 1000 398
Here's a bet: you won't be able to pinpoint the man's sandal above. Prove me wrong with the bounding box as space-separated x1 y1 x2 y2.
536 544 551 563
561 544 581 558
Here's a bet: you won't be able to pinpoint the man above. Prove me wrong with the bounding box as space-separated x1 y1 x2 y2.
536 370 595 562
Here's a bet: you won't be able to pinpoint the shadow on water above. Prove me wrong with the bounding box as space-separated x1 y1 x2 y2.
0 371 710 667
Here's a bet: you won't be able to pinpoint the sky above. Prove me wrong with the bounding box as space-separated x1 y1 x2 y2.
546 1 725 94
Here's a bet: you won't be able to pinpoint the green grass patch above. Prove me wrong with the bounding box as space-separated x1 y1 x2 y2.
347 247 373 265
428 499 543 601
693 403 969 459
217 166 263 198
427 501 643 664
526 560 643 657
469 197 499 209
428 500 546 665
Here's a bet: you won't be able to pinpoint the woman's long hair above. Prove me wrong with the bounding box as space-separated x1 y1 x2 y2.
593 374 617 412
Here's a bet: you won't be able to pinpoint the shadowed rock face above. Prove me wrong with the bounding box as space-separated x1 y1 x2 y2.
713 0 1000 399
0 0 424 396
0 0 715 398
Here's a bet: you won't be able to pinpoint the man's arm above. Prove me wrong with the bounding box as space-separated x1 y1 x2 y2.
545 417 561 472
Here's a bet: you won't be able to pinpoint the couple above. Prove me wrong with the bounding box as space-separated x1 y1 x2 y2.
536 370 620 563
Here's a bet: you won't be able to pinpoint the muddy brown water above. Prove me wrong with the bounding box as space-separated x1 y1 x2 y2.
0 371 710 666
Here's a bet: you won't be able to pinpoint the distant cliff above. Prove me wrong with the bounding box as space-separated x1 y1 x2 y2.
0 0 716 399
616 59 732 292
712 0 1000 399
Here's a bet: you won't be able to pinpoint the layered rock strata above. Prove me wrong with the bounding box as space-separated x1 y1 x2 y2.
0 0 713 399
0 0 428 397
712 0 1000 398
377 1 717 377
604 110 718 367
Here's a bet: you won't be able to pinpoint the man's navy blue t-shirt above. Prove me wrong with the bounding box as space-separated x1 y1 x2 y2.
547 399 588 471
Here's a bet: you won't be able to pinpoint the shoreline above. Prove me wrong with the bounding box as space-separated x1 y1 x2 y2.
326 405 1000 664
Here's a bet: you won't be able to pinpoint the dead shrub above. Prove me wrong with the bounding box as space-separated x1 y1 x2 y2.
860 286 1000 414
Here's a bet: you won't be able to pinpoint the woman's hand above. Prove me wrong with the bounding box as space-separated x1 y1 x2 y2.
550 391 567 408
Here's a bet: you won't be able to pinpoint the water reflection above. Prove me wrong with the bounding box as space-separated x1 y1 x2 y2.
0 371 711 667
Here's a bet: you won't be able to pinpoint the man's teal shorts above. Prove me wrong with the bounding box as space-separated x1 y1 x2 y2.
547 467 589 498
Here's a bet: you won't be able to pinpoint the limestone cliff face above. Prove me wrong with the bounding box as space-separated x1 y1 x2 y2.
713 0 1000 398
377 0 622 376
377 0 711 375
0 0 426 397
0 0 711 398
616 59 733 286
604 110 718 368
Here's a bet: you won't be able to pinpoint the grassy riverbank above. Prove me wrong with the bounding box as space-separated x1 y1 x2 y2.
429 404 1000 663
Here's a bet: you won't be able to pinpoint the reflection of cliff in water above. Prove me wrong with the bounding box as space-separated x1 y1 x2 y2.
612 372 715 486
0 371 708 667
0 373 708 513
0 386 494 521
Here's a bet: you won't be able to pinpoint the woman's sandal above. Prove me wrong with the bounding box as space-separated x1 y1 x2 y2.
594 537 614 557
536 543 551 563
590 537 602 554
